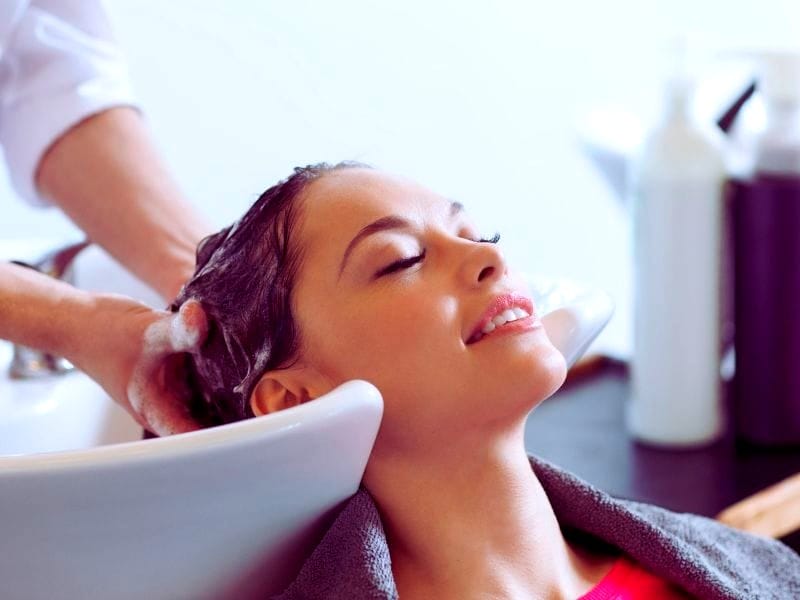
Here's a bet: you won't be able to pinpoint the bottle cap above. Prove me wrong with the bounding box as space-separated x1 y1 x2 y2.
758 52 800 104
662 35 695 119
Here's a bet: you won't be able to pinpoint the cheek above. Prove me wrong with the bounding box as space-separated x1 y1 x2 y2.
304 291 453 392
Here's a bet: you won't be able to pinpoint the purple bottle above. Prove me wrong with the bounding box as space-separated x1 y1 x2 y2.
724 53 800 446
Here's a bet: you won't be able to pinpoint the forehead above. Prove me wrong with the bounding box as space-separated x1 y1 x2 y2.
304 168 445 222
296 168 451 253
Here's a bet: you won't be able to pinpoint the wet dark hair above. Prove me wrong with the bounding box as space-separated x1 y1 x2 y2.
170 161 368 426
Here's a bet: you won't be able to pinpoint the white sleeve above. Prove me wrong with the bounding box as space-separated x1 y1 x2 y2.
0 0 137 206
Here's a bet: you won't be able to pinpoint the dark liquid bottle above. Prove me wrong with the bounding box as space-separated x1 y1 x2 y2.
726 174 800 446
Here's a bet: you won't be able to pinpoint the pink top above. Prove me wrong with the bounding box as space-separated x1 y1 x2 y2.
578 555 692 599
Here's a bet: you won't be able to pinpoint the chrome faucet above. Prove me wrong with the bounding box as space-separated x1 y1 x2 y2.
8 240 91 379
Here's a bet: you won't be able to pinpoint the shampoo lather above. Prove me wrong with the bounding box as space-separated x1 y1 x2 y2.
626 65 727 447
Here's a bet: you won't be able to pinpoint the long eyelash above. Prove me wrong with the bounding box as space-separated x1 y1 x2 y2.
477 232 501 244
376 250 426 278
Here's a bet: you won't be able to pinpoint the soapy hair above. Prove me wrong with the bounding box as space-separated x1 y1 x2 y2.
170 161 368 426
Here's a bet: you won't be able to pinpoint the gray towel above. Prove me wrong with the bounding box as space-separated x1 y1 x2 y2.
273 454 800 599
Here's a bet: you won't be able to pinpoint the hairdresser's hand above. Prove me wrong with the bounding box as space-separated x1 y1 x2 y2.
72 294 208 436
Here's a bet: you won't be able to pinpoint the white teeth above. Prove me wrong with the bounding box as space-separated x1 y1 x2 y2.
479 305 530 337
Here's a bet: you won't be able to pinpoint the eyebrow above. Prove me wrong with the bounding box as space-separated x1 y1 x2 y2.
338 200 464 277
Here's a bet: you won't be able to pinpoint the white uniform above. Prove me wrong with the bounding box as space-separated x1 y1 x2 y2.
0 0 134 206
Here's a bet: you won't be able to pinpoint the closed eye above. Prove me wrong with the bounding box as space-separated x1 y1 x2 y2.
373 232 500 279
374 251 426 278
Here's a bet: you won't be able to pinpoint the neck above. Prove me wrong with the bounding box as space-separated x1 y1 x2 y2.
364 426 614 599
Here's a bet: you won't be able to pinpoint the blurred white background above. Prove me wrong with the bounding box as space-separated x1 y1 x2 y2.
2 0 800 357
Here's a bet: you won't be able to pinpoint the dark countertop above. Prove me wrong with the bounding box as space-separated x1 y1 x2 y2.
524 359 800 553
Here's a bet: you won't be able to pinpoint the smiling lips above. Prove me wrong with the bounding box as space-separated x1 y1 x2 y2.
466 293 540 344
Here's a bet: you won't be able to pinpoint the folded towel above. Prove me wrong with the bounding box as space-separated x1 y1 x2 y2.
273 454 800 599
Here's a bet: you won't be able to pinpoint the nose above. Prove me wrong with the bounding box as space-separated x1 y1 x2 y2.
459 240 507 287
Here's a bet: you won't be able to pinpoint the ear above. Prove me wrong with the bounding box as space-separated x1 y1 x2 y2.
250 373 313 416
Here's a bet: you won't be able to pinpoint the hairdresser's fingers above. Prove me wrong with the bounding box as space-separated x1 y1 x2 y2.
128 300 208 435
138 374 200 436
168 299 208 353
141 299 208 357
128 351 201 436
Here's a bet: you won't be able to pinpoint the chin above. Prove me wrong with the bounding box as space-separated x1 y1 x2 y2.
471 344 568 422
519 343 568 407
541 347 568 398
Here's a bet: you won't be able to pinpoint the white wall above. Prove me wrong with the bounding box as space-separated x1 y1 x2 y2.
3 0 800 357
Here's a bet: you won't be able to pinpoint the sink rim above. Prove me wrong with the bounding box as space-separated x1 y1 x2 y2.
0 379 383 472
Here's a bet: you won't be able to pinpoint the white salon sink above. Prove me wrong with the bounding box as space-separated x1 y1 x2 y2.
1 242 388 599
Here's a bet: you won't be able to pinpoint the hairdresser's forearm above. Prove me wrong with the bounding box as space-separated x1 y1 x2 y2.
35 107 210 301
0 262 101 361
0 262 204 433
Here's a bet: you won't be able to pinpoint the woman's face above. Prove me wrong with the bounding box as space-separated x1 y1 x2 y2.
286 168 566 454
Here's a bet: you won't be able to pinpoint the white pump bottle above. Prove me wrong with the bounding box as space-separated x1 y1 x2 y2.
626 56 727 447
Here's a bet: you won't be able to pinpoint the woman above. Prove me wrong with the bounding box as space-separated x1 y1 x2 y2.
171 162 800 599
